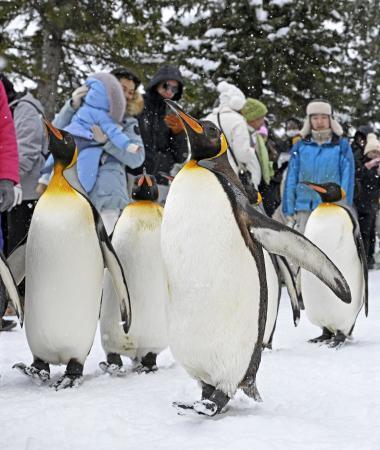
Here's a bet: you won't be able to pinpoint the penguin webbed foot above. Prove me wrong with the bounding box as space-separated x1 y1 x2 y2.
52 359 83 390
328 331 347 349
308 327 334 344
52 374 83 391
173 388 230 417
99 361 127 376
13 362 50 384
133 363 158 374
133 352 158 374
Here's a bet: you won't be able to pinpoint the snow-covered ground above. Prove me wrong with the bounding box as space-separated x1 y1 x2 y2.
1 272 379 450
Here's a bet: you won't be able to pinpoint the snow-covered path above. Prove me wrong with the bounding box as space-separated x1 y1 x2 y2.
1 272 379 450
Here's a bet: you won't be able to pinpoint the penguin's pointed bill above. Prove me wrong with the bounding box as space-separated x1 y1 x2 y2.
198 158 351 304
165 99 227 160
303 181 345 203
0 252 23 324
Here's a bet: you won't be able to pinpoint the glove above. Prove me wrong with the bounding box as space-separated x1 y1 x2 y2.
71 85 89 110
0 180 15 212
11 184 22 209
91 125 108 144
164 114 185 134
126 143 143 154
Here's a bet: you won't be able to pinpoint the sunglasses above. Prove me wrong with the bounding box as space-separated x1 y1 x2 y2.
162 82 179 94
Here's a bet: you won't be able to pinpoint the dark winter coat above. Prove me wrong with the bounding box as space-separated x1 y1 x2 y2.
137 65 187 184
355 156 380 213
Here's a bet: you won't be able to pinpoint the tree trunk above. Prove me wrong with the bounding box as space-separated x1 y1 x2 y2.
37 26 63 120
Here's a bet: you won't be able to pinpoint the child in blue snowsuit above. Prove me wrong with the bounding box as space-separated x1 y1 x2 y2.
43 72 142 192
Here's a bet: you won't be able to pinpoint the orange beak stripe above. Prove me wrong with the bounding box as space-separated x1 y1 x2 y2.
145 175 153 187
304 183 327 194
177 111 203 134
44 119 63 140
137 175 145 187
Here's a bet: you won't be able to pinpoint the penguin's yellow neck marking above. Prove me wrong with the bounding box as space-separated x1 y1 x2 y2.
45 165 74 195
45 149 78 196
183 160 199 170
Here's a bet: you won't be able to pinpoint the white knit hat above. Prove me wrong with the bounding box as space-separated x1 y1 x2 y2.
217 81 246 111
364 133 380 155
300 100 343 137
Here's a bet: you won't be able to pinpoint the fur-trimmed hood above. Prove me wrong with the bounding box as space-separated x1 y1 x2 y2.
127 90 144 117
86 72 126 122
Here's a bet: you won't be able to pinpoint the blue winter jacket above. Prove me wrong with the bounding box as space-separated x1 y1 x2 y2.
65 78 129 151
43 100 145 211
282 135 355 216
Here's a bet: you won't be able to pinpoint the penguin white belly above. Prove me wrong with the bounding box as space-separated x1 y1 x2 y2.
100 202 168 360
25 193 104 365
301 207 363 335
161 166 261 396
263 251 280 347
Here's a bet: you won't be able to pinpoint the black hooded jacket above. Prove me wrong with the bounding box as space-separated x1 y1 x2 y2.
137 65 188 184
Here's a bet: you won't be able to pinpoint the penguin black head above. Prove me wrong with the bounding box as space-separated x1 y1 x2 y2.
44 120 77 167
132 169 159 201
303 182 345 203
165 99 228 161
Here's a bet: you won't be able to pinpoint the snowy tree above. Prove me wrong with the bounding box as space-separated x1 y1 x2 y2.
0 0 169 118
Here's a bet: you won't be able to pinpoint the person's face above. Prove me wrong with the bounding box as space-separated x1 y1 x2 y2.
247 116 265 131
354 133 366 149
310 114 330 131
156 80 179 99
119 78 136 102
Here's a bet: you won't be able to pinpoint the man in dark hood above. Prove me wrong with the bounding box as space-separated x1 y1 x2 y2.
137 64 187 202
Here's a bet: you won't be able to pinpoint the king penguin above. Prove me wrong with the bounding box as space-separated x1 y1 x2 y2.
99 171 168 375
301 182 368 347
160 100 351 416
10 121 131 389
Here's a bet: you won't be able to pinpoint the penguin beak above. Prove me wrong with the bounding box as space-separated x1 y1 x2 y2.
138 174 153 187
165 99 204 134
303 182 327 194
44 119 64 140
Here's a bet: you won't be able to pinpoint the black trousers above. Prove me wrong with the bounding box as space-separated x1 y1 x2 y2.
358 206 378 263
1 200 37 257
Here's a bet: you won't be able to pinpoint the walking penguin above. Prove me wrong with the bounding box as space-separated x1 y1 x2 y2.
10 121 131 389
160 100 351 416
99 170 168 375
301 182 368 347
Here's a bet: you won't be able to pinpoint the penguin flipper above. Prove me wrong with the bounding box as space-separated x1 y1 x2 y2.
246 206 351 304
7 234 27 286
274 255 301 326
63 164 132 332
0 252 23 324
199 157 351 305
338 204 369 316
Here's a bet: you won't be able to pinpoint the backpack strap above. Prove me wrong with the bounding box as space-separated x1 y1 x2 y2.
216 112 239 167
